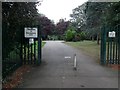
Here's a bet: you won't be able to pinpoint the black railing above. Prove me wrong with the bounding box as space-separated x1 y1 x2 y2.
2 46 22 79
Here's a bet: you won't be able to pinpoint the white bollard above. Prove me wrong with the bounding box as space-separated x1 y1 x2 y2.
73 54 77 70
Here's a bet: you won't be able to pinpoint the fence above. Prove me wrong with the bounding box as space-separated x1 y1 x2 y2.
21 38 40 65
2 43 22 79
101 25 120 65
2 26 41 80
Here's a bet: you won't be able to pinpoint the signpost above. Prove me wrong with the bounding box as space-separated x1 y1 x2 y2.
108 31 116 38
24 27 38 38
101 25 119 65
29 38 34 44
24 27 41 65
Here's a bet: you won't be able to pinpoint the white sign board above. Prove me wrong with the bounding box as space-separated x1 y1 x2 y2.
29 38 34 44
109 31 115 37
24 27 38 38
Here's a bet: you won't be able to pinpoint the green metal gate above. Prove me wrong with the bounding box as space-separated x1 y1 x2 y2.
21 26 42 65
2 26 42 80
101 25 120 65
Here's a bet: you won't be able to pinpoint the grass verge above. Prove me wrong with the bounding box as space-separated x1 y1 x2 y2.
65 40 100 63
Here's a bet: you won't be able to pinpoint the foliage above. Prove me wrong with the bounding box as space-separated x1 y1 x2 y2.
70 2 120 42
36 15 56 40
55 19 70 35
70 3 87 32
65 30 73 41
2 2 39 59
79 32 86 40
47 35 58 40
106 2 120 26
85 2 120 34
65 28 76 41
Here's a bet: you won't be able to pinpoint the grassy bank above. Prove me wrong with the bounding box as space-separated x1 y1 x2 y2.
65 40 100 62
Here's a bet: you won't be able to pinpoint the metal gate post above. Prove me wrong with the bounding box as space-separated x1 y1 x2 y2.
20 26 24 65
118 25 120 64
34 39 36 64
38 25 41 64
100 25 107 65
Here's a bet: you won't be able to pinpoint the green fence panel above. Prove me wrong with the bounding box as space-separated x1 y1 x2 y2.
101 25 119 65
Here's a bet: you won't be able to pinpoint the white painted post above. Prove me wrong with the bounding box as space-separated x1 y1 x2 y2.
73 54 77 70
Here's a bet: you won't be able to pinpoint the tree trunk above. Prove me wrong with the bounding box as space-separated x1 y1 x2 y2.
97 33 100 45
92 36 94 41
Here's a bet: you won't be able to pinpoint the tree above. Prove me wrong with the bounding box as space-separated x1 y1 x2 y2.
55 19 70 35
2 2 39 59
85 2 120 44
70 3 87 32
36 15 56 40
105 2 120 26
65 26 76 41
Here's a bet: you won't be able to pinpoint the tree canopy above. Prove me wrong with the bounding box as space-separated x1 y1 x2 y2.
2 2 39 58
37 15 56 40
69 2 120 41
55 19 70 35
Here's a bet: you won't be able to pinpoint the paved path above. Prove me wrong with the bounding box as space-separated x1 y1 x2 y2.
19 41 118 88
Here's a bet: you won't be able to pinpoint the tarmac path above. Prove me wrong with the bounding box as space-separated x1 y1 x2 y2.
19 41 118 88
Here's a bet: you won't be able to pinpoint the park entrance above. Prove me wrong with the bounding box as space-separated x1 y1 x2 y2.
101 25 120 65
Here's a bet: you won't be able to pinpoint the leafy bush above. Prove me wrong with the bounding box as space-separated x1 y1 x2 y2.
58 35 65 40
65 29 76 41
79 32 86 41
74 34 80 41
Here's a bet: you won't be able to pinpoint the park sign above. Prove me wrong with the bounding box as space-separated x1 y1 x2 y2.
108 31 115 38
24 27 38 38
29 38 34 44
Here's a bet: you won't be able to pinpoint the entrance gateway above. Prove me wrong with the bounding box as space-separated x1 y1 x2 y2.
101 25 120 65
22 26 41 64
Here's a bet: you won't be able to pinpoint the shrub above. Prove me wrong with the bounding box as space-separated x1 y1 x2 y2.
79 32 86 41
65 29 76 41
74 34 81 41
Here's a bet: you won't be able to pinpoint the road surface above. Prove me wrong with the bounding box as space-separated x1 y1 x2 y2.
19 41 118 88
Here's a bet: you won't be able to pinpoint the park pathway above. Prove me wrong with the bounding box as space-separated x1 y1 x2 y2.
19 41 118 88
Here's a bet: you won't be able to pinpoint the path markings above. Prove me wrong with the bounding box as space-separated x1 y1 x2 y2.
64 56 71 59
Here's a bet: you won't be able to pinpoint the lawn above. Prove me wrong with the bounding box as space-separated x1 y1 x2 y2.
65 40 100 62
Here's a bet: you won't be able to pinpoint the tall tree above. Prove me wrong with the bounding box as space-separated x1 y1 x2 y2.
55 19 70 35
70 3 87 32
36 15 55 40
85 2 107 42
2 2 39 58
85 2 120 44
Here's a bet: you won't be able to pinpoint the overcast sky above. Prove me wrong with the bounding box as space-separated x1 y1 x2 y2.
37 0 88 23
